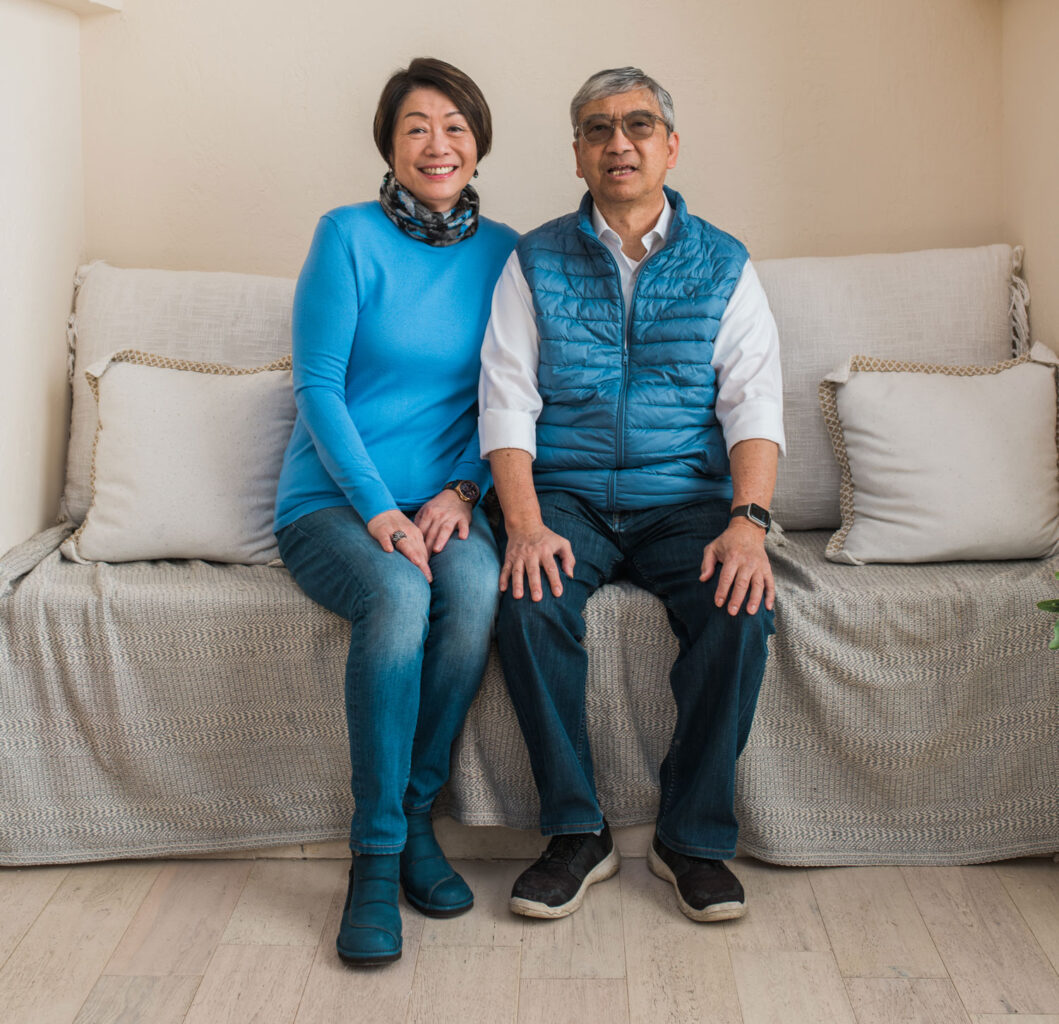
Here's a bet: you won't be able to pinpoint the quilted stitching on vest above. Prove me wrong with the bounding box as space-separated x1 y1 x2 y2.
516 187 748 510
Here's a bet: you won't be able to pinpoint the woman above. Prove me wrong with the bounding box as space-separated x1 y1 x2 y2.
273 58 517 967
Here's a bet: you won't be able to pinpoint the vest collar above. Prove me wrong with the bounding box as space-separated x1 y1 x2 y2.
576 185 689 249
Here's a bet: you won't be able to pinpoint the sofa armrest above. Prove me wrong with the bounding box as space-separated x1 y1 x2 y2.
0 525 74 599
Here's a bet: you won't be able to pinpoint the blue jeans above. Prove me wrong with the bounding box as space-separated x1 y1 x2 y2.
496 492 774 859
276 504 499 854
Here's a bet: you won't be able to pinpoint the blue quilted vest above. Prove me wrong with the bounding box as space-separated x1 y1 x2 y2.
516 186 748 510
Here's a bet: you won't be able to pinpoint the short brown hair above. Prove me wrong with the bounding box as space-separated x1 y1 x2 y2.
373 58 493 166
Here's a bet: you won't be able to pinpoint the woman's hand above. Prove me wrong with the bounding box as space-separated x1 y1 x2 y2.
414 489 473 555
366 510 433 582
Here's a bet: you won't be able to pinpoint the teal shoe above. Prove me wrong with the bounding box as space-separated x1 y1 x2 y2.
336 854 402 966
400 811 474 918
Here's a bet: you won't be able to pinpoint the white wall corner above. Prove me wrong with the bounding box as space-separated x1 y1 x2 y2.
35 0 122 16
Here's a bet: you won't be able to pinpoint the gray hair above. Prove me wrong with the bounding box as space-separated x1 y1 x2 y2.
569 67 676 135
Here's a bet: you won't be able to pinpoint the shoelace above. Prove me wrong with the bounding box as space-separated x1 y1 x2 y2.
541 833 592 865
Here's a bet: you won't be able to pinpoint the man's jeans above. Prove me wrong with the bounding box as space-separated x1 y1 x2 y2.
497 491 774 859
276 505 499 854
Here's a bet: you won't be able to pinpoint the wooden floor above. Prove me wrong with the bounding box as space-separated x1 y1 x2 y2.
0 854 1057 1024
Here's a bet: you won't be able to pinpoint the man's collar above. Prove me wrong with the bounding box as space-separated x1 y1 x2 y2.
590 196 674 250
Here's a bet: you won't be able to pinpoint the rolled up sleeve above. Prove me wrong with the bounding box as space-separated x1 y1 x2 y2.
478 252 543 459
713 261 786 455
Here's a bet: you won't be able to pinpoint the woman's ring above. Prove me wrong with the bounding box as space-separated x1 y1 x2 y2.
390 530 407 546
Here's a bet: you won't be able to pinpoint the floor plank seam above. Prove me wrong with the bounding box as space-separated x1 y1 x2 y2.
996 866 1059 980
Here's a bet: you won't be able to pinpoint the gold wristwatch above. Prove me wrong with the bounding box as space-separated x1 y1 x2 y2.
444 480 480 504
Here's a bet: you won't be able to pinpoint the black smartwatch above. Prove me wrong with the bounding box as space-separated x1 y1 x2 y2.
444 480 481 504
730 503 772 532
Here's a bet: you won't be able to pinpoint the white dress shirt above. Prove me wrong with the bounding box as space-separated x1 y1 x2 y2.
478 198 786 460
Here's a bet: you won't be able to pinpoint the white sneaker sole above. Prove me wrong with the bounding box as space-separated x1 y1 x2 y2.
647 845 746 922
509 846 621 919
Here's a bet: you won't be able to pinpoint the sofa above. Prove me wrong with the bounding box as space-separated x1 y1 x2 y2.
1 244 1056 867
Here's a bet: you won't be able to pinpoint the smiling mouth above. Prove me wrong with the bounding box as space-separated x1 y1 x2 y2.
606 165 638 177
420 166 457 177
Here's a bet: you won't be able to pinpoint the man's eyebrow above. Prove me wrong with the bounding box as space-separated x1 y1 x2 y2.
584 108 658 119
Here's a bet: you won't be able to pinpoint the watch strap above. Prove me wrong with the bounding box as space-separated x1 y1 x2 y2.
730 503 772 531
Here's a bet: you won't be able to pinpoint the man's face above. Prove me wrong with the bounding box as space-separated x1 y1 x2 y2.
572 87 679 212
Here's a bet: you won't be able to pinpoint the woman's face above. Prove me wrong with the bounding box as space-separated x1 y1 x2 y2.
390 86 478 213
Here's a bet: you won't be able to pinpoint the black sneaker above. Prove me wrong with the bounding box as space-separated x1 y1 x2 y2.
509 823 620 918
648 833 746 922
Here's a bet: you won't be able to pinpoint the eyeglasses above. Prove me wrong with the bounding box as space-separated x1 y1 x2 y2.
575 111 671 145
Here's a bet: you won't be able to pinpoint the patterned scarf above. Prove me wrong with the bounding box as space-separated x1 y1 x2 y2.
378 171 479 247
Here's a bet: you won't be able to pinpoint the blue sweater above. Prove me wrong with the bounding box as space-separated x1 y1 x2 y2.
274 202 517 532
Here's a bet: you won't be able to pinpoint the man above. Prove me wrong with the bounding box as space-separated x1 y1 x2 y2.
478 67 784 923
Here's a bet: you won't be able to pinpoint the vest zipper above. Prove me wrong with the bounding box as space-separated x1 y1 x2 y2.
617 247 668 506
588 232 665 509
590 241 626 509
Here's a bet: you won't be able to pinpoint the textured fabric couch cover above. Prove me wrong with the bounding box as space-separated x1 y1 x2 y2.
1 249 1055 866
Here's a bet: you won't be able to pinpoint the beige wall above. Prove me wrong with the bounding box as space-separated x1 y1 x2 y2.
80 0 1005 279
8 0 1057 553
0 0 83 556
1003 0 1059 349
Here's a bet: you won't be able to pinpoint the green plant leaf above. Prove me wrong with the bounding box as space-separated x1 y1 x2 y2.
1051 622 1059 651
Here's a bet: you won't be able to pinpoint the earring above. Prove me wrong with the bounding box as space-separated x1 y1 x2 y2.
473 168 479 178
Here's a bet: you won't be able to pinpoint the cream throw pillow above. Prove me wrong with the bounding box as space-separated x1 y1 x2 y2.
757 244 1025 529
62 264 295 525
60 350 295 565
819 342 1059 564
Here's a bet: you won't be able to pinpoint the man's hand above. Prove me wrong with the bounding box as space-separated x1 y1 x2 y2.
366 509 433 582
700 519 774 616
501 525 575 602
414 489 473 554
487 447 575 601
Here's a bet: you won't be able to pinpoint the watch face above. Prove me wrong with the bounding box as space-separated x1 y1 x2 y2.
732 503 771 529
451 480 480 503
747 503 771 528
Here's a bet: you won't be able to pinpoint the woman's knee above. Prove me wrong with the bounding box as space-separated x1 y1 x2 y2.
430 528 499 616
279 510 430 624
360 569 432 631
432 558 500 639
349 582 431 672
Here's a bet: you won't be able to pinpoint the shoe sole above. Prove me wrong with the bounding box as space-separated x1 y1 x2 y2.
336 946 402 967
647 845 746 922
509 846 621 919
403 889 474 919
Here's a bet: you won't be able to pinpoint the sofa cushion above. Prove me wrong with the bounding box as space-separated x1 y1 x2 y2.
62 263 295 524
60 350 294 565
62 249 1025 532
3 526 1057 865
756 244 1025 529
818 343 1059 564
